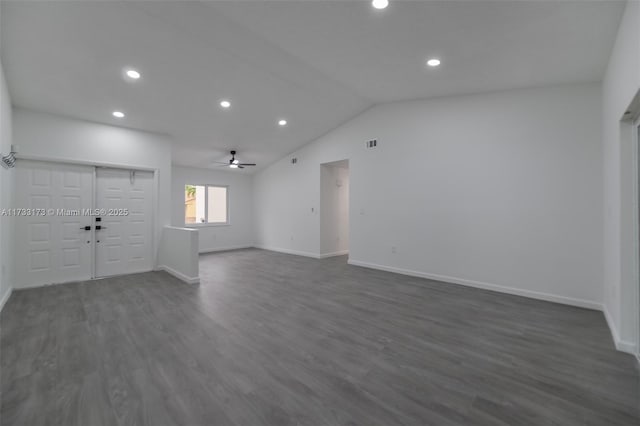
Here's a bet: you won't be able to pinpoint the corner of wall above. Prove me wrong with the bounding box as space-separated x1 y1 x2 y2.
604 302 637 354
600 0 640 357
0 286 12 313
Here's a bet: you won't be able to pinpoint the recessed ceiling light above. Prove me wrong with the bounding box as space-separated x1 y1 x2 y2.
220 100 231 108
427 58 441 67
372 0 389 10
278 119 287 126
125 69 141 79
112 111 125 118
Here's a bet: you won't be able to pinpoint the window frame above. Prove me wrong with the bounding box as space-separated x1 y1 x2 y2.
184 184 230 227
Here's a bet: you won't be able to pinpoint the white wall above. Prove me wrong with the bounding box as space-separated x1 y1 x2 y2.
12 108 172 266
157 226 199 284
602 0 640 354
320 161 349 256
172 166 253 253
254 83 603 308
0 54 14 310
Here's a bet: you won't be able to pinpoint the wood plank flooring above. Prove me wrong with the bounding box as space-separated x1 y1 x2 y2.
1 248 638 425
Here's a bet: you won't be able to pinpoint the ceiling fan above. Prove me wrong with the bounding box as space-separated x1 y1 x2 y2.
214 150 256 169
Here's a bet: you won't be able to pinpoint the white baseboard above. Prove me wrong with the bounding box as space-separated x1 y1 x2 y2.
620 340 640 354
157 265 200 285
319 250 349 259
603 306 637 354
0 287 12 313
347 259 602 311
254 245 321 259
200 244 253 254
227 249 636 357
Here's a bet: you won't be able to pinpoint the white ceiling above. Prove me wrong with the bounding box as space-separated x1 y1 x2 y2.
0 1 625 172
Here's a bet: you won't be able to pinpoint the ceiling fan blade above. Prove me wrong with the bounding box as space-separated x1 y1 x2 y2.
238 163 256 166
238 165 245 169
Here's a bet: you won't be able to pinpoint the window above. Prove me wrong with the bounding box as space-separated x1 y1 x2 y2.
185 185 228 224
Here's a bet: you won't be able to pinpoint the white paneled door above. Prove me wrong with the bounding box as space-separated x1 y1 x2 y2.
14 161 154 287
15 161 94 287
95 168 154 277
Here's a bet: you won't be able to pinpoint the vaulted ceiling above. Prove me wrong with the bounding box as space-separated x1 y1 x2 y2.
0 1 625 171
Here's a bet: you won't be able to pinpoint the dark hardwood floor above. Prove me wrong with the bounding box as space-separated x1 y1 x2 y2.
1 248 638 425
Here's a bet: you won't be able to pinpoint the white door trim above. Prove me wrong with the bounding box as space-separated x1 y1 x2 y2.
634 115 640 359
16 154 157 172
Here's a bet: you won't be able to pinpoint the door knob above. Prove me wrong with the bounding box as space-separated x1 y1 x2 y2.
80 226 91 231
95 225 107 230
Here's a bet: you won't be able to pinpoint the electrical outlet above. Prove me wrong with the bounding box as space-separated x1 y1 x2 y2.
365 139 378 148
391 246 397 254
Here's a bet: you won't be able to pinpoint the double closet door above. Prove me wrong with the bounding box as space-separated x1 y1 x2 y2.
14 161 154 287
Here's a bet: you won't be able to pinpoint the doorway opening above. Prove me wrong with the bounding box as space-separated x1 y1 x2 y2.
320 160 349 258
